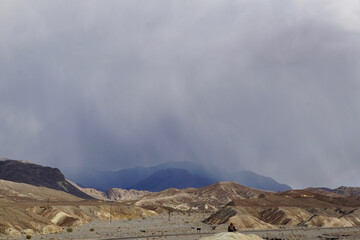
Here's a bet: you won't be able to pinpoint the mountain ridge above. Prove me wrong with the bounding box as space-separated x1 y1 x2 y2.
131 168 215 192
68 161 292 192
0 159 93 199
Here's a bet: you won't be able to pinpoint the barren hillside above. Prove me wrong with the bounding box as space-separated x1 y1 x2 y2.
0 199 156 237
135 181 270 211
332 186 360 197
68 180 151 201
0 179 81 201
0 159 92 199
205 188 360 230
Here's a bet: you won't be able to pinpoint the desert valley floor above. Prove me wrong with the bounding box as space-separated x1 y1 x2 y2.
4 211 360 240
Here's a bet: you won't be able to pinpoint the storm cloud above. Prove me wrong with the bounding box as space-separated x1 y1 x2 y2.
1 0 360 188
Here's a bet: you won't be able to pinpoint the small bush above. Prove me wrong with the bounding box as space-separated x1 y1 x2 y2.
90 228 94 232
26 235 32 239
66 227 73 232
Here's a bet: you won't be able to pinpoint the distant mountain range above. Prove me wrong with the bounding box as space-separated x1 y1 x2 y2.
132 168 214 192
69 161 292 192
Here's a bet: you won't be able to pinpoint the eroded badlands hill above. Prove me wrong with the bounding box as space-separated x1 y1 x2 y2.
0 178 157 237
205 188 360 230
68 180 151 201
135 181 270 211
0 200 156 237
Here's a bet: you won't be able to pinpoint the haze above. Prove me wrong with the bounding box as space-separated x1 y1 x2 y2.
1 0 360 189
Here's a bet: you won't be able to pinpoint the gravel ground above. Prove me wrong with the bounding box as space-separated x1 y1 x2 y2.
6 212 360 240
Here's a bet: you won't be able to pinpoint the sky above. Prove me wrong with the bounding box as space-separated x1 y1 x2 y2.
1 0 360 189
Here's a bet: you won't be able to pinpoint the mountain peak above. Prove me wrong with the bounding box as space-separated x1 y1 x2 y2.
132 168 215 192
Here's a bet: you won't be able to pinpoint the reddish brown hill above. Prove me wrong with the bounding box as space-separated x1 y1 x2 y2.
303 187 344 198
277 188 343 199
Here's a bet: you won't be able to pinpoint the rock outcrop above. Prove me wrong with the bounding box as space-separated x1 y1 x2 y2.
0 159 93 199
332 186 360 197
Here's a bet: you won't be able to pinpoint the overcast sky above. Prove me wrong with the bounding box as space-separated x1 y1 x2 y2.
1 0 360 189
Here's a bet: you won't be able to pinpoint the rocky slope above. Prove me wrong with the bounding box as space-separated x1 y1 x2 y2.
303 187 345 198
68 180 151 201
332 186 360 197
0 179 81 201
0 174 155 237
0 200 157 237
105 188 151 201
205 188 360 230
135 181 270 211
0 159 92 199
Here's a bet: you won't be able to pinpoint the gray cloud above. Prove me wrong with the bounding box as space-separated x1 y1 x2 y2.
1 0 360 188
